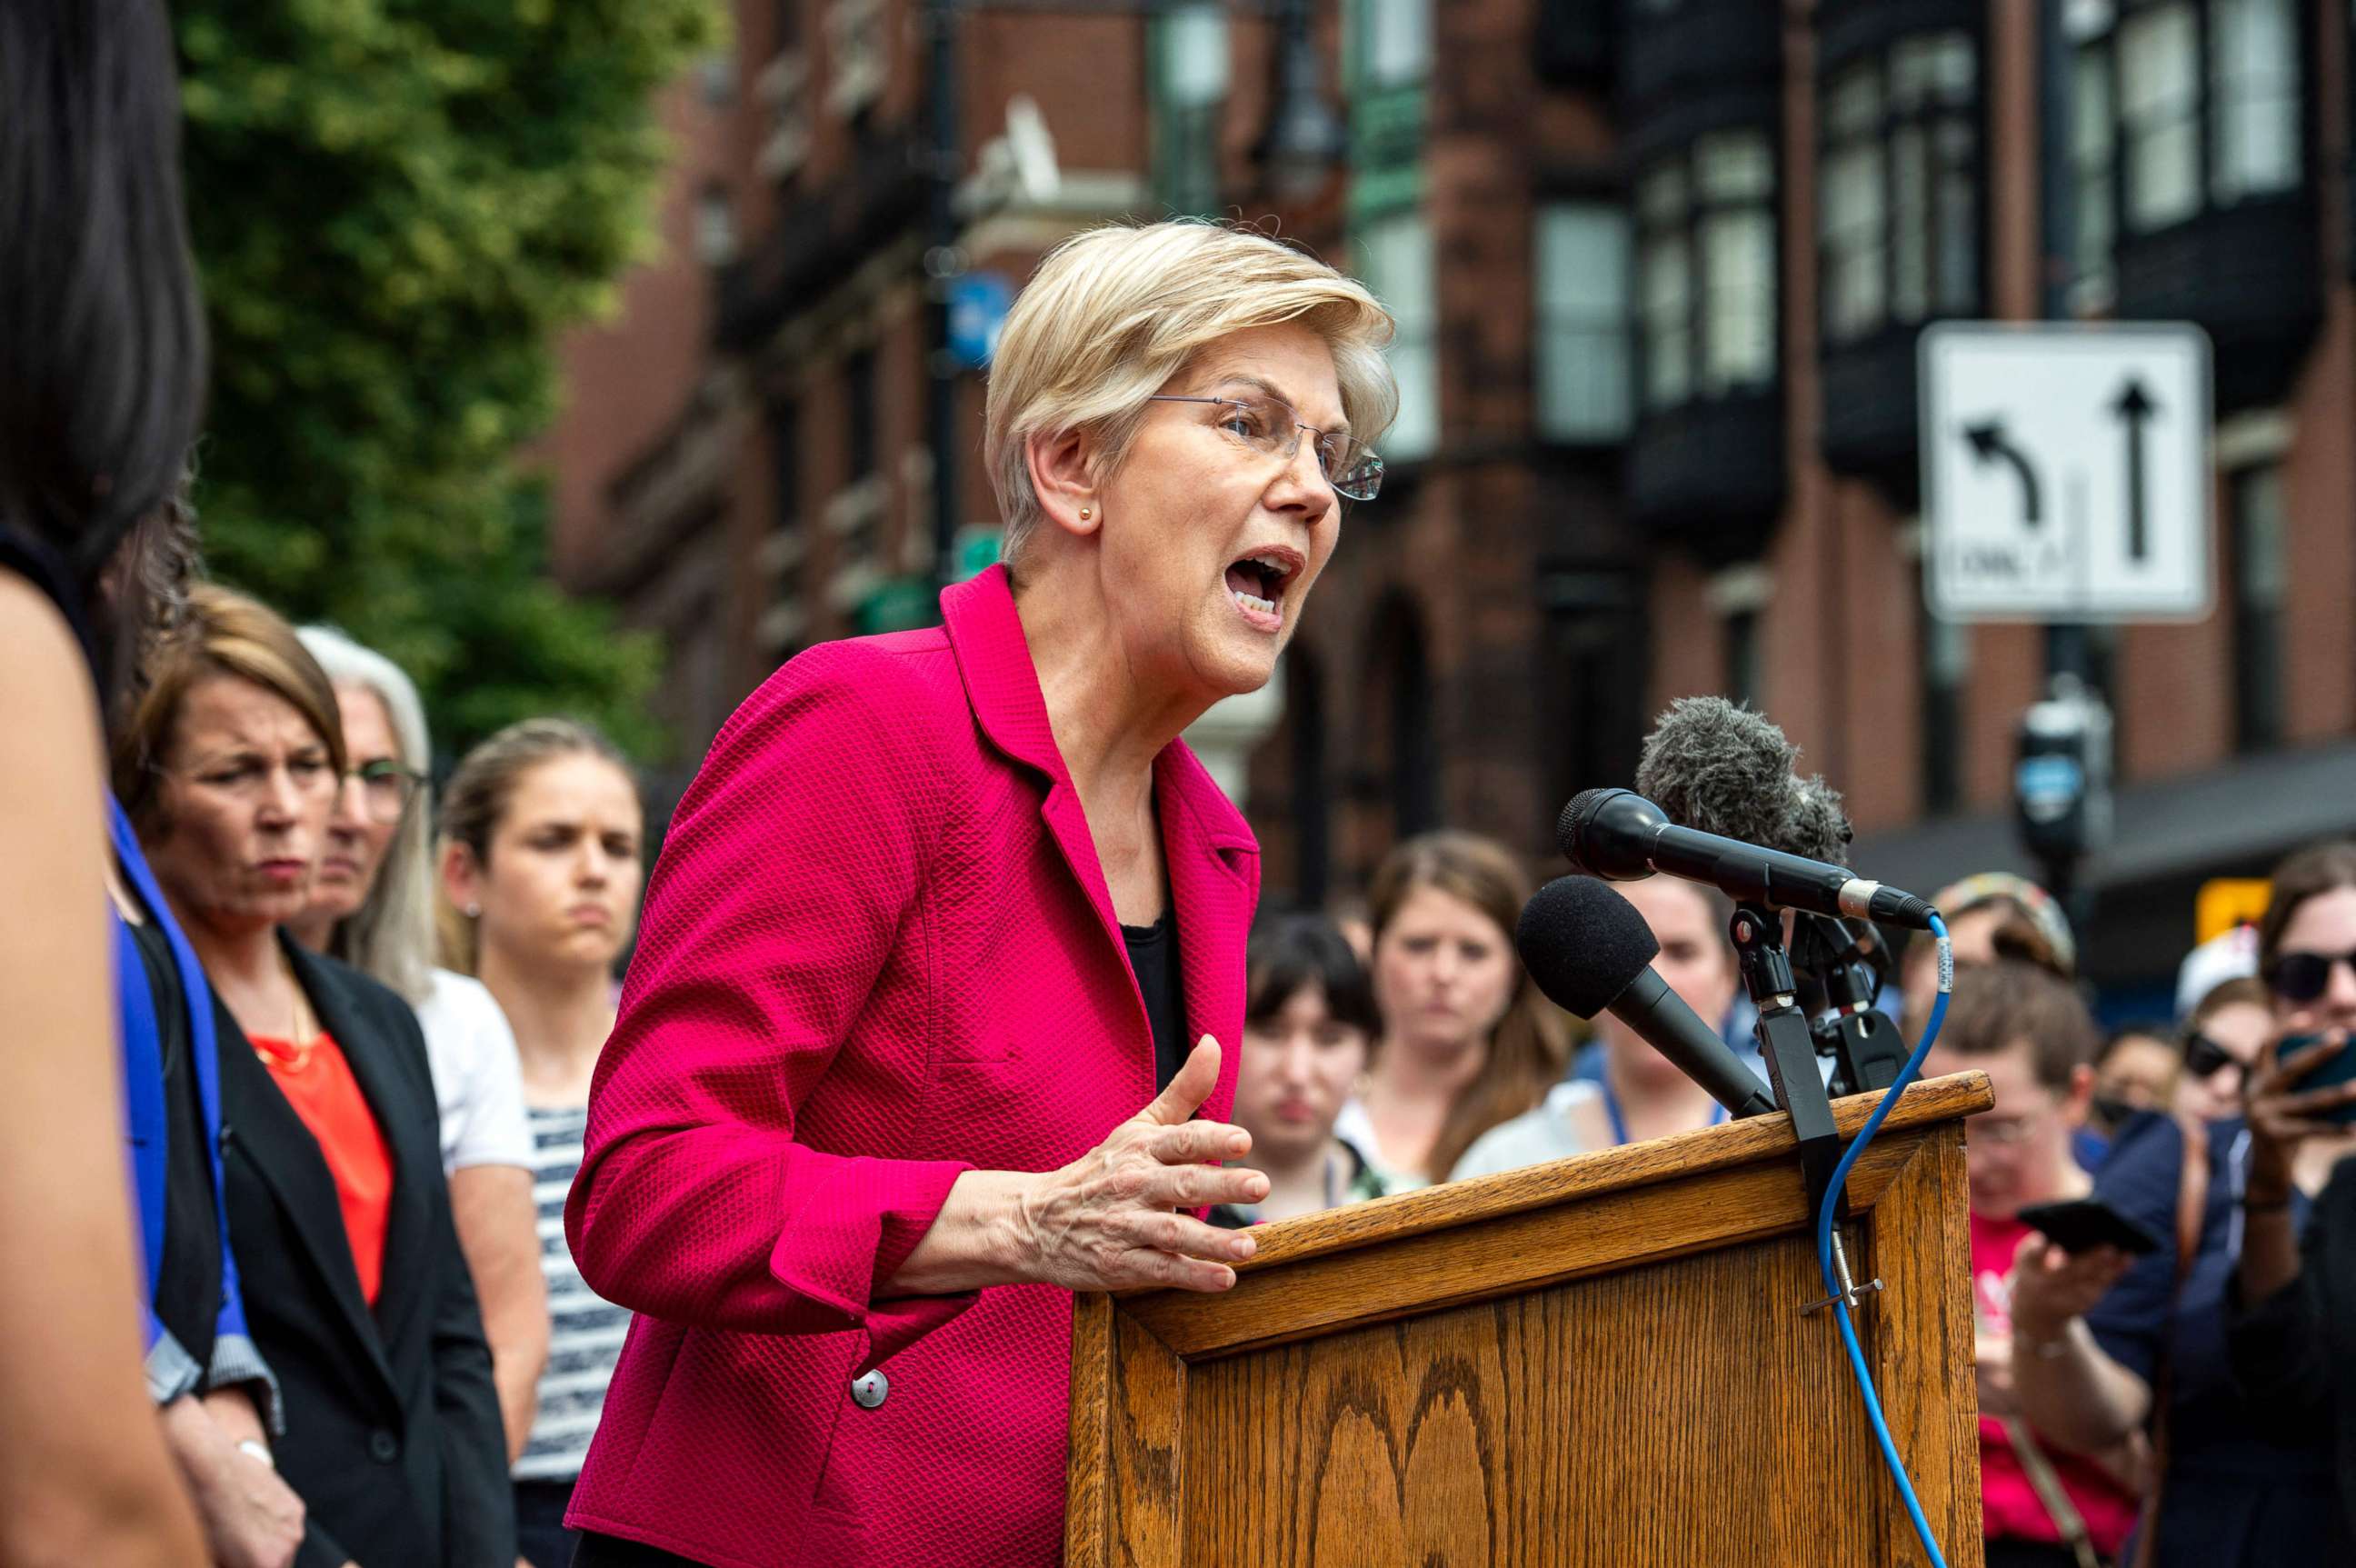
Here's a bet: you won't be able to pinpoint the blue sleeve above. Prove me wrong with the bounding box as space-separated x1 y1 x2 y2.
2082 1113 2189 1387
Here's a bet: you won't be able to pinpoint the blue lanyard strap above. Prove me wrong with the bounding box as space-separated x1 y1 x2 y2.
1600 1077 1729 1146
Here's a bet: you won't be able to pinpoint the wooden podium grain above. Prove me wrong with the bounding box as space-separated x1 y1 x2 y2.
1063 1072 1993 1568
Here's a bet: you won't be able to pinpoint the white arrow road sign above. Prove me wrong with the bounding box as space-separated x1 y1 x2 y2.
1920 323 2214 623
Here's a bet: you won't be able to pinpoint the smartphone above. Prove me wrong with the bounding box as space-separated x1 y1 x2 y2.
2015 1197 2162 1256
2278 1033 2356 1127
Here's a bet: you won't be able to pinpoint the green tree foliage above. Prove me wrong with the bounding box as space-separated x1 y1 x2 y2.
175 0 724 763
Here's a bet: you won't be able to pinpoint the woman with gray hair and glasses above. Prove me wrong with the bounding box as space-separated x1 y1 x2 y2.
287 626 549 1465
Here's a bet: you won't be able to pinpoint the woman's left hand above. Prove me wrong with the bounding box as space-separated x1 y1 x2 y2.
2007 1232 2132 1348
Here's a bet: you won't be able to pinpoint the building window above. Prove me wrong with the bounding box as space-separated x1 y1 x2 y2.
2071 37 2117 308
697 51 737 108
1361 0 1432 87
844 349 876 484
2103 0 2303 229
2118 5 2201 232
1358 212 1440 461
694 185 738 267
2231 462 2287 750
1820 65 1887 344
2210 0 2301 201
1151 4 1228 217
1535 202 1632 442
824 0 886 121
1723 608 1761 709
1818 32 1978 346
770 397 801 535
761 399 808 655
1637 129 1777 413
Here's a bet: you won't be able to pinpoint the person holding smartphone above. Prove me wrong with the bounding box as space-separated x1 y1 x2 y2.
2226 841 2356 1557
2010 842 2356 1567
1920 959 2137 1568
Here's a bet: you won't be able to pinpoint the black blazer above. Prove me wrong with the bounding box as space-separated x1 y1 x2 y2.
2229 1159 2356 1555
215 938 514 1568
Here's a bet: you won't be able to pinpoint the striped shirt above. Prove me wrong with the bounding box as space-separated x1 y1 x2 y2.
514 1104 633 1482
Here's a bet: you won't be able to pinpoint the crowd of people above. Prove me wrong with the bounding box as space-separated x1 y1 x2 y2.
10 5 2356 1567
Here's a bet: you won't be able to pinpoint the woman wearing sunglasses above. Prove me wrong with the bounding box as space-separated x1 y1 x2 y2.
2228 840 2356 1558
2006 841 2356 1565
2169 978 2273 1124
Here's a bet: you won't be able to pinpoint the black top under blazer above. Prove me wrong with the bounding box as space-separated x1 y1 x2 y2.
2230 1159 2356 1558
215 937 514 1568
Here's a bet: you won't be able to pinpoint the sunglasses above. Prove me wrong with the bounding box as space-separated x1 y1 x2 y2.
2264 949 2356 1005
2182 1032 2242 1080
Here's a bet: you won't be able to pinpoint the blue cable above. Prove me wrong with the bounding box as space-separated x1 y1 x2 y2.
1813 913 1952 1568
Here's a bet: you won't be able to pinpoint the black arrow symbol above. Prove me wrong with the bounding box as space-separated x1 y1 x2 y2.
2111 377 2158 563
1964 419 2042 528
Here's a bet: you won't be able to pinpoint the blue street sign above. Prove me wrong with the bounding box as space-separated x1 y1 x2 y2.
946 272 1014 370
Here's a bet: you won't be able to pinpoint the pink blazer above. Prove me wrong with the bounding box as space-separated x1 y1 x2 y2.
564 566 1255 1567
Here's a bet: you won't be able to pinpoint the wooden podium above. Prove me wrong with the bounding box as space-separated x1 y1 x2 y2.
1064 1072 1994 1568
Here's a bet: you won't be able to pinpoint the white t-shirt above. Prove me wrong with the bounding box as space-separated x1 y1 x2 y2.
1449 1080 1610 1183
412 969 534 1175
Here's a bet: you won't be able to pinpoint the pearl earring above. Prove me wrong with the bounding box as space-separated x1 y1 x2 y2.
464 903 482 919
1079 506 1092 521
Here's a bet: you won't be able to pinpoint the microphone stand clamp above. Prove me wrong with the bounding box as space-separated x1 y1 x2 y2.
1793 914 1910 1098
1730 904 1844 1226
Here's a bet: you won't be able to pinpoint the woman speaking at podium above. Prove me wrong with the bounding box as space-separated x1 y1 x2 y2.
563 222 1396 1568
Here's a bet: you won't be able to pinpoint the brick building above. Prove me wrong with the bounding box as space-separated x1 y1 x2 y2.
539 0 2356 1001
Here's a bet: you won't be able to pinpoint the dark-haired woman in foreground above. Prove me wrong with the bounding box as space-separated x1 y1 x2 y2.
1213 914 1392 1227
0 1 247 1559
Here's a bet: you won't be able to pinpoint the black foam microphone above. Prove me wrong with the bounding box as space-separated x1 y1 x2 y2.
1515 876 1776 1120
1557 772 1936 932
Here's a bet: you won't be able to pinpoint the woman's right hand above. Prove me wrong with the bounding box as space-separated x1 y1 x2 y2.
1009 1035 1268 1293
2243 1028 2356 1181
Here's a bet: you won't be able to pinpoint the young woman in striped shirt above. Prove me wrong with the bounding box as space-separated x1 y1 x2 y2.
435 719 644 1568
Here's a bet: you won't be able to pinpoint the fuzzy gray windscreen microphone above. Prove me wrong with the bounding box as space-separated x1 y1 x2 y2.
1632 696 1855 867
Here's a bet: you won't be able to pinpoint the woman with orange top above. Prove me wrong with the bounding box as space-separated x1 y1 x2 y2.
120 584 513 1568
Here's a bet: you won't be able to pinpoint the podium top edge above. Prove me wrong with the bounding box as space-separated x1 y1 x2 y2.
1222 1070 1994 1279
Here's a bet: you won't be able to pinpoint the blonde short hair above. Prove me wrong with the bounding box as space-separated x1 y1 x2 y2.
983 221 1398 564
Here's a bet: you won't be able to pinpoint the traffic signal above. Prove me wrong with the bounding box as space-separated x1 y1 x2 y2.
2015 676 2114 872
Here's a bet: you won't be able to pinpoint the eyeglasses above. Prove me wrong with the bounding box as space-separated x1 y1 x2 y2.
2182 1031 2244 1080
2264 948 2356 1005
344 759 425 824
1147 394 1384 502
1967 1114 2044 1146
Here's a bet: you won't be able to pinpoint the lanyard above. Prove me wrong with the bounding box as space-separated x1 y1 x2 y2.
1601 1077 1728 1147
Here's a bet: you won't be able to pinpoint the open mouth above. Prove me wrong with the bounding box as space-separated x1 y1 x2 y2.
1223 549 1300 621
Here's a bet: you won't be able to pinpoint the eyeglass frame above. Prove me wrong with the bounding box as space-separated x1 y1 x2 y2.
1143 393 1384 502
342 758 426 824
1964 1112 2049 1146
